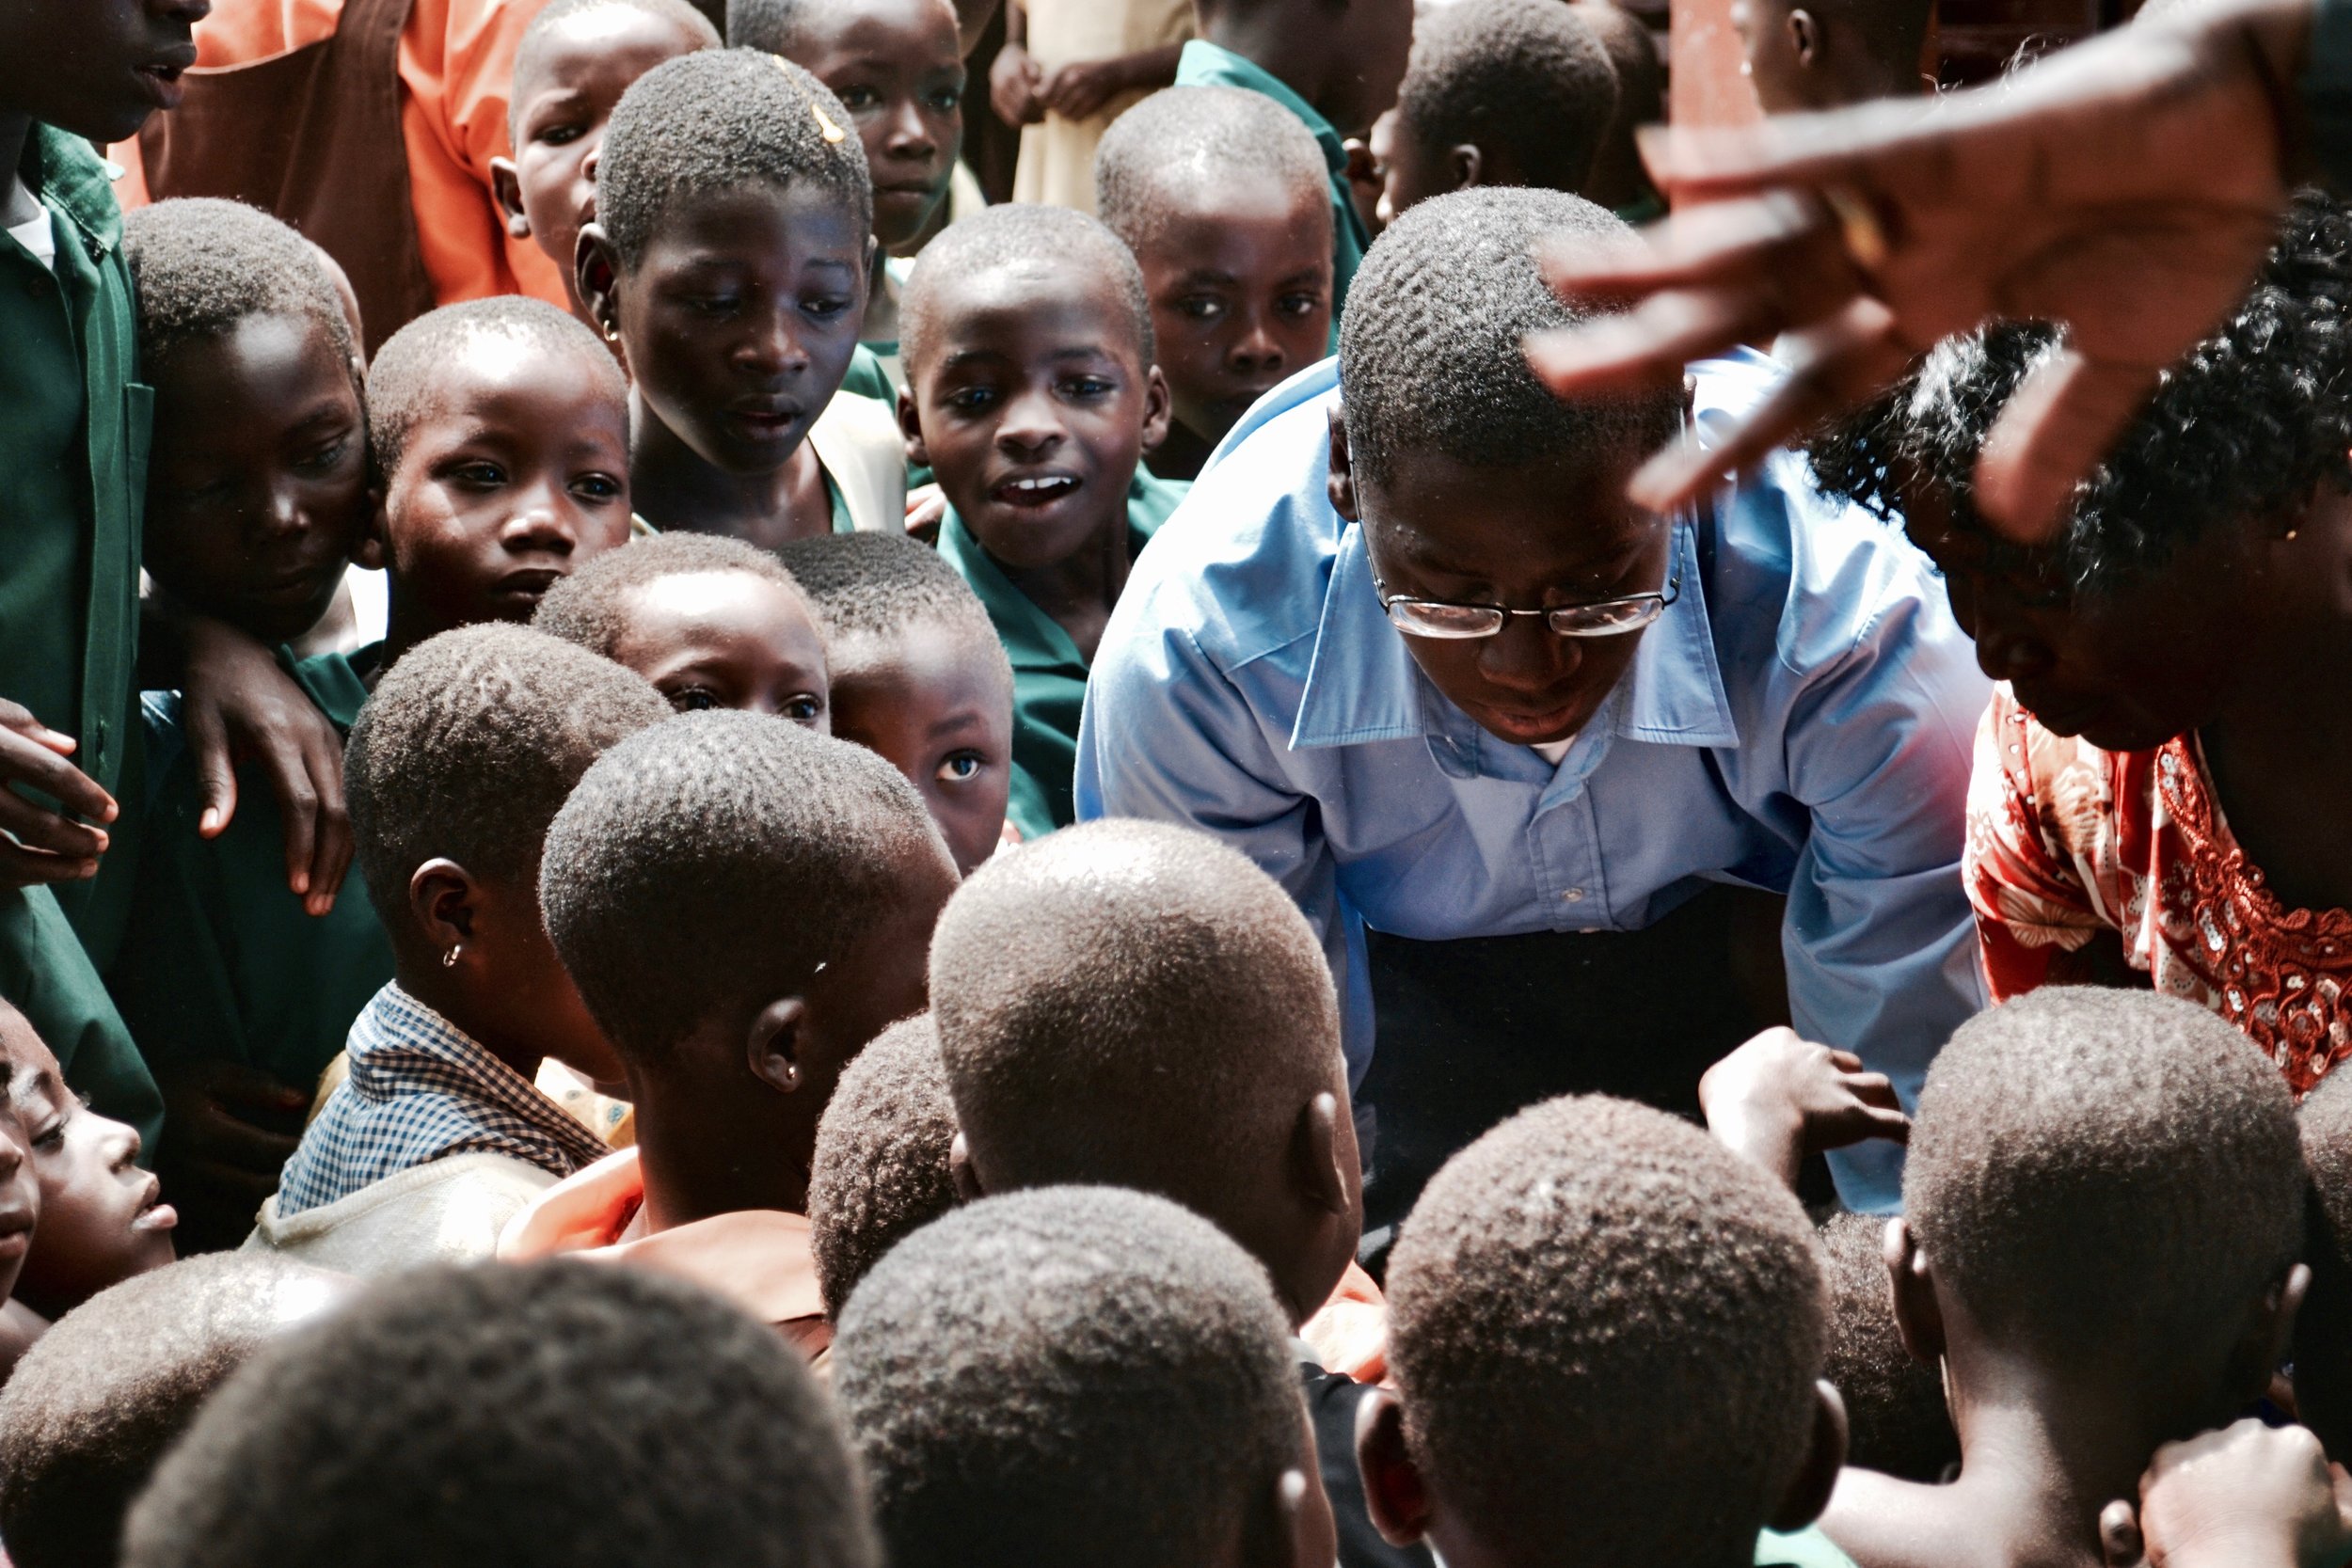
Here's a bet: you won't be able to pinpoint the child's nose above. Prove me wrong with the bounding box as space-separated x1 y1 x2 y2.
994 388 1066 451
106 1118 142 1173
503 493 580 552
736 303 812 379
1227 311 1285 377
885 103 935 159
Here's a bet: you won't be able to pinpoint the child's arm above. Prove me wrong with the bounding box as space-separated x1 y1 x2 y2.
989 1 1045 127
1039 40 1184 123
2099 1420 2352 1568
0 697 118 889
1698 1026 1911 1191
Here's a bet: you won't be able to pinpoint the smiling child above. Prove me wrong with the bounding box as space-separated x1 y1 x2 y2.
899 203 1178 839
578 49 909 546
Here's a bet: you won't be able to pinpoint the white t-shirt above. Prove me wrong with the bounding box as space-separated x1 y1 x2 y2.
5 177 55 271
1532 739 1573 766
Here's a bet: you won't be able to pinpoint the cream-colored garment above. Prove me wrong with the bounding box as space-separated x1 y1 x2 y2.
1011 0 1194 212
244 1151 555 1277
807 388 910 533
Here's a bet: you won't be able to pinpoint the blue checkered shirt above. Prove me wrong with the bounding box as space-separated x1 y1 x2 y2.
275 983 612 1217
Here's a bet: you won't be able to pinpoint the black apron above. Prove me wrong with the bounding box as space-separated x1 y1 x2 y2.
138 0 436 357
1358 882 1799 1250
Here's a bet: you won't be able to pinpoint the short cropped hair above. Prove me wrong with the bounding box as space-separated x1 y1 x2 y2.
1095 86 1331 256
929 818 1341 1197
513 0 719 132
1574 3 1664 130
346 624 671 918
596 48 872 271
900 203 1153 375
772 532 1004 664
1397 0 1618 195
365 295 624 478
0 1256 345 1568
1817 1212 1957 1484
807 1012 960 1319
2298 1067 2352 1459
727 0 954 55
1338 186 1681 487
533 531 813 660
831 1185 1303 1568
119 1261 877 1568
1386 1094 1827 1568
1810 190 2352 590
1906 989 2303 1363
123 198 358 378
540 710 946 1062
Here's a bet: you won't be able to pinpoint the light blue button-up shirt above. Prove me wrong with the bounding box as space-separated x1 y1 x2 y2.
1074 352 1992 1209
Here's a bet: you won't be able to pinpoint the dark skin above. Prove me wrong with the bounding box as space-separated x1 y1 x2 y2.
1369 105 1558 230
144 312 370 648
628 835 959 1230
1358 1376 1851 1568
1134 175 1331 481
1328 416 1677 750
988 0 1183 133
1820 1220 2306 1568
1193 0 1415 140
0 1011 43 1308
361 335 635 670
489 5 714 325
605 570 832 726
779 0 965 346
580 182 871 547
1730 0 1930 115
901 260 1171 664
8 1015 175 1319
1567 2 1664 214
827 622 1014 877
1902 481 2352 923
0 0 356 913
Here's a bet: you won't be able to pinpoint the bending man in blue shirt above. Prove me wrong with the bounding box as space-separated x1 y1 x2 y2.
1075 188 1990 1215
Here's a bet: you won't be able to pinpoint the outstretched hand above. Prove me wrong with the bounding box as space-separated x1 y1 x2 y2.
2100 1419 2352 1568
1698 1025 1909 1191
1527 0 2307 543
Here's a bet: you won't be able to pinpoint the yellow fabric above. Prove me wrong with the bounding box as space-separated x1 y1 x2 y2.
807 388 909 534
1010 0 1193 212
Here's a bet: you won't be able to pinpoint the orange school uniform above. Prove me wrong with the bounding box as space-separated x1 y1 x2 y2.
497 1147 831 1357
113 0 566 350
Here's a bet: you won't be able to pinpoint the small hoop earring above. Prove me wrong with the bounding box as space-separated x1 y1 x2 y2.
777 1061 801 1091
442 942 462 969
600 320 619 343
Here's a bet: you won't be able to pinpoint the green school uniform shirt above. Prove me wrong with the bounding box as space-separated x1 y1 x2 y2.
838 343 899 406
106 648 394 1096
937 469 1189 841
1174 40 1371 334
1757 1526 1861 1568
0 127 161 1143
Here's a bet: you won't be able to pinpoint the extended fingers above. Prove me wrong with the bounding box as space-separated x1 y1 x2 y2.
1975 347 2165 543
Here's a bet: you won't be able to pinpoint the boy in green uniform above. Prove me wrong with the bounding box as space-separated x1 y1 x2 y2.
898 204 1181 839
1174 0 1414 320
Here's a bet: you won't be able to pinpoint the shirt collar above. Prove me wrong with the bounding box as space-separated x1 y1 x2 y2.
1175 40 1347 174
21 125 121 257
938 476 1168 675
1290 511 1739 759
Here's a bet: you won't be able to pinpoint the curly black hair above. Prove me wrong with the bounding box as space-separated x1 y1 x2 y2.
365 295 624 479
900 202 1153 375
1395 0 1618 198
1817 1211 1957 1484
120 1261 878 1568
596 48 872 271
1808 189 2352 590
532 531 814 661
123 198 358 377
1094 86 1331 260
807 1012 960 1319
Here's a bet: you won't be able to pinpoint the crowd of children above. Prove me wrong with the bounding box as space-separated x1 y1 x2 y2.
9 0 2352 1562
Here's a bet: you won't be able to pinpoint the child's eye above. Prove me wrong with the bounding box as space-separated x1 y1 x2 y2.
946 386 998 413
666 688 719 713
929 87 961 112
803 295 853 323
571 472 624 502
294 436 352 473
1279 293 1323 318
535 122 586 147
834 86 881 111
784 693 825 724
936 751 985 783
1179 296 1226 323
682 292 743 318
447 460 507 488
28 1113 67 1152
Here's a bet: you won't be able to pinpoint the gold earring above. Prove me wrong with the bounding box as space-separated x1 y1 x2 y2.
601 320 619 343
442 942 462 969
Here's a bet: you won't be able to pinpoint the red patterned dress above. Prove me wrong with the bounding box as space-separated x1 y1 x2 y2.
1964 685 2352 1095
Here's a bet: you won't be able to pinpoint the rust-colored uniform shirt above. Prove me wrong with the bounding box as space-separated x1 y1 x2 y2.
111 0 566 310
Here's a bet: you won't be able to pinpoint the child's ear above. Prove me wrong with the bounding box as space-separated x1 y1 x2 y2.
1787 8 1820 67
577 225 624 345
1140 365 1174 456
1290 1090 1352 1217
745 997 810 1095
948 1131 987 1203
1884 1217 1947 1366
1448 142 1484 192
1768 1380 1851 1532
407 858 481 965
1327 406 1359 521
2231 1261 2312 1402
489 157 531 238
1354 1388 1434 1548
357 482 390 572
898 386 931 468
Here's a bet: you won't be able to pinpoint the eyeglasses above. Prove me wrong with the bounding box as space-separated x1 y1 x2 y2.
1373 572 1682 641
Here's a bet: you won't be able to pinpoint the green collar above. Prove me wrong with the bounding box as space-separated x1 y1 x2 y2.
935 471 1175 673
20 125 122 257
